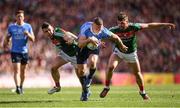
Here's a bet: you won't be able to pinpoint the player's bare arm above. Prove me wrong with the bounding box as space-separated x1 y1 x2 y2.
140 23 176 29
64 31 78 45
109 33 128 52
3 35 11 49
24 30 35 42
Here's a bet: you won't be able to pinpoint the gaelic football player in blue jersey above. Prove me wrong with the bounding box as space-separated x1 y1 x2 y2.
3 10 35 94
77 17 128 101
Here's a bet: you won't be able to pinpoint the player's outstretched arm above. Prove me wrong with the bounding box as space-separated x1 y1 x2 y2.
64 31 79 45
65 32 77 39
109 33 128 52
140 23 176 30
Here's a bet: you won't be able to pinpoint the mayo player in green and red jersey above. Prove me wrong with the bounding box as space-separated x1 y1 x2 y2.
41 22 79 94
100 12 176 100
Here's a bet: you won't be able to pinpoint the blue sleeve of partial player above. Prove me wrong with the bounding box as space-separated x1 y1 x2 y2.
78 23 87 37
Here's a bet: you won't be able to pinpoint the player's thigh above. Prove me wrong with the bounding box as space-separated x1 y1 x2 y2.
128 59 141 73
51 56 67 70
77 64 87 73
108 53 121 70
20 64 27 73
12 63 21 73
88 54 98 66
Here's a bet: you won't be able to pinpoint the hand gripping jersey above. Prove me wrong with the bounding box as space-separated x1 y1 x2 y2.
109 23 142 54
51 27 77 57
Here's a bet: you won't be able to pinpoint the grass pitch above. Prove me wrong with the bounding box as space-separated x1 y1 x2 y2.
0 85 180 107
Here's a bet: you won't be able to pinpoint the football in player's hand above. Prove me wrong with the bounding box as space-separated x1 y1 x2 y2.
87 37 98 50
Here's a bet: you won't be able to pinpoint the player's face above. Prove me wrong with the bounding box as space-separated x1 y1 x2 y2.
92 23 103 34
16 13 24 24
117 19 128 29
42 26 54 38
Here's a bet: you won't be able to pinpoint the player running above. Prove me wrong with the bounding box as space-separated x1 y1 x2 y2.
41 22 79 94
77 17 128 101
100 12 176 100
3 10 35 94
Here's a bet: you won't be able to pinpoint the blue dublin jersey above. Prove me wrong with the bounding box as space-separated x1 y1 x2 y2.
79 22 113 40
7 22 34 53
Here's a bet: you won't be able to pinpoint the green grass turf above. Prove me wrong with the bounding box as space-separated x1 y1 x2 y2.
0 85 180 107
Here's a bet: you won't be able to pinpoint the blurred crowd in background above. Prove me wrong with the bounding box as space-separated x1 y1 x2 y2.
0 0 179 75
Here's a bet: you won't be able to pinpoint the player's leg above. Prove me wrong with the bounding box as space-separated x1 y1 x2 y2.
48 56 67 94
86 54 98 87
19 64 27 94
77 63 91 101
77 47 90 101
11 52 21 94
100 53 121 98
12 63 21 94
128 59 150 100
19 53 28 94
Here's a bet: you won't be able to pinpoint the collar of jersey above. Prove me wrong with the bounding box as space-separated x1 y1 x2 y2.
15 22 25 27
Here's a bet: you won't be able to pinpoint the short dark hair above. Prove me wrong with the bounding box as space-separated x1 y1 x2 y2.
93 17 103 25
117 12 128 21
41 22 50 29
15 10 24 15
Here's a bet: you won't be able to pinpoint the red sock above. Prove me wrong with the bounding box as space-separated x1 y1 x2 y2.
55 82 60 87
139 85 144 92
105 80 110 87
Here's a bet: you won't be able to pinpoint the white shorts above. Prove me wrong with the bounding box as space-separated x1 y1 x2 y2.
113 48 138 63
58 50 77 67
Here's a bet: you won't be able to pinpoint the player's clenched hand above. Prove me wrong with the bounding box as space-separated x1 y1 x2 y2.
24 30 30 36
167 23 176 29
120 44 128 52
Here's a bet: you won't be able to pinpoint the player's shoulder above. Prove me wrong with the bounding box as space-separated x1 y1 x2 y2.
82 22 92 26
80 22 92 34
8 22 16 28
109 26 119 31
129 22 140 27
23 22 32 27
55 27 66 33
55 27 61 32
81 22 92 29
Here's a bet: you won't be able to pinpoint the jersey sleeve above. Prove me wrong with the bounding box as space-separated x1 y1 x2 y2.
78 23 89 38
109 27 115 32
102 27 113 39
28 24 34 36
133 23 142 31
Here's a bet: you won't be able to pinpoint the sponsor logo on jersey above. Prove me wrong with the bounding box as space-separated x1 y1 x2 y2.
116 31 135 39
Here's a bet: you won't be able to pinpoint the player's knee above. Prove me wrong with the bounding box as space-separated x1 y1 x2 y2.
78 69 85 76
89 63 96 69
133 71 142 77
108 65 115 72
14 70 20 74
20 73 25 78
